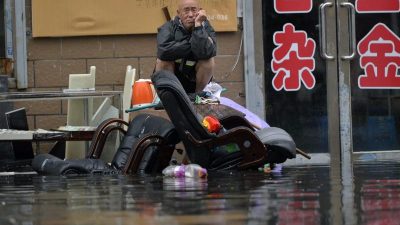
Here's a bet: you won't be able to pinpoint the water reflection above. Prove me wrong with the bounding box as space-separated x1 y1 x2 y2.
355 163 400 225
0 162 399 225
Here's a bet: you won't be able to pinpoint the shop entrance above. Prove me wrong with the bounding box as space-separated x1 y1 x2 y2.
262 0 400 162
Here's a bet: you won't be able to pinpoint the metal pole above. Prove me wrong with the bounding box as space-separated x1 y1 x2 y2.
14 0 28 89
4 0 13 59
243 0 266 120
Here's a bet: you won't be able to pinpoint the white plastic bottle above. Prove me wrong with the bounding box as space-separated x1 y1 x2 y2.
162 164 207 178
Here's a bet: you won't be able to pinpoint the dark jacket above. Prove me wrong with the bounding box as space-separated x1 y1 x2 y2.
157 16 217 61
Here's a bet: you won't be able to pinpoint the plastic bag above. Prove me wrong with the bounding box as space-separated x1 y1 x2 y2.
203 82 224 100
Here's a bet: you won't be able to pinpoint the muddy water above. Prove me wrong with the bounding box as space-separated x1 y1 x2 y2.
0 162 398 225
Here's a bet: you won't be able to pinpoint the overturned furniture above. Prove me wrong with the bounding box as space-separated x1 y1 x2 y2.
32 113 179 175
152 70 302 170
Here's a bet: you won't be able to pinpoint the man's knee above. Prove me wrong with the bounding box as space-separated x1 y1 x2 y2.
196 57 215 71
155 59 175 72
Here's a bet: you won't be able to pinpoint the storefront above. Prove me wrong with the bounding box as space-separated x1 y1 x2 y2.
244 0 400 166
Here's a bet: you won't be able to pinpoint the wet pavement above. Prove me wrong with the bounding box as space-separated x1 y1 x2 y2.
0 161 399 225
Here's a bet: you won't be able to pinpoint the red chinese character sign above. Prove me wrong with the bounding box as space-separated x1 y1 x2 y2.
356 0 400 13
274 0 313 13
357 23 400 89
271 23 316 91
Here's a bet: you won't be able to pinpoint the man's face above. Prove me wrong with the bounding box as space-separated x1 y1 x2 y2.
177 0 199 31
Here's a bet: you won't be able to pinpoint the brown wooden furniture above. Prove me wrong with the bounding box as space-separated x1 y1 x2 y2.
152 70 298 170
85 116 177 174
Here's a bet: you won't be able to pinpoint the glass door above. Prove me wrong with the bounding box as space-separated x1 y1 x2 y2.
343 0 400 153
262 0 400 162
262 0 340 162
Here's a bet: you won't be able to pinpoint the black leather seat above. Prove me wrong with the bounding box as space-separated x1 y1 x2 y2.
32 113 179 175
151 70 297 170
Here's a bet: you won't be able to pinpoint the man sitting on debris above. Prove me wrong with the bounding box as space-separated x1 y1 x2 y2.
155 0 217 94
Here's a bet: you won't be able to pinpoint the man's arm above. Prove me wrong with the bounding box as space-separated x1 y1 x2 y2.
190 20 217 59
157 22 191 61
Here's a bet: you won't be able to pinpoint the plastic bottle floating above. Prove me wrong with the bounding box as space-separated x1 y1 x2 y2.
162 164 208 178
258 163 272 173
258 163 283 174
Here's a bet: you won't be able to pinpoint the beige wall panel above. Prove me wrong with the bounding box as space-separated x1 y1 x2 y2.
113 85 123 92
87 58 139 85
8 87 62 92
35 115 67 130
27 61 35 88
28 38 62 60
26 3 32 27
214 55 243 82
96 85 115 91
139 57 157 79
14 100 61 115
35 143 56 155
114 35 157 57
61 37 115 59
27 116 35 130
217 31 243 56
34 60 86 87
61 100 68 116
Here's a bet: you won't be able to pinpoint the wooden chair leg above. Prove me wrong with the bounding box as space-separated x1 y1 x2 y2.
296 148 311 159
122 134 168 174
90 125 126 159
86 118 128 158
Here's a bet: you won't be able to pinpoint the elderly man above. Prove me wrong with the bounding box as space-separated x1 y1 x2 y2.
155 0 217 94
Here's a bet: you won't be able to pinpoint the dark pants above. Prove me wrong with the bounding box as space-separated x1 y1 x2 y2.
174 61 197 93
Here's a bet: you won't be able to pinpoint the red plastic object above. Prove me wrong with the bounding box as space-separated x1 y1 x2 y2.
202 116 222 133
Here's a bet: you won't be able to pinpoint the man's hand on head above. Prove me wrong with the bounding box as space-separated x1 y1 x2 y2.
195 9 207 27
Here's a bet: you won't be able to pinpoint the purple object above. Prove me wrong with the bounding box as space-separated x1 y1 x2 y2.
219 97 269 129
271 163 283 173
174 165 186 178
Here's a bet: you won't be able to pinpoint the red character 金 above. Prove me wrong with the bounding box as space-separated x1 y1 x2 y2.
356 0 400 13
357 23 400 89
271 23 316 91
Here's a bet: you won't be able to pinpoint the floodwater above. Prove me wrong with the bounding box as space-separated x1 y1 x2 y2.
0 161 399 225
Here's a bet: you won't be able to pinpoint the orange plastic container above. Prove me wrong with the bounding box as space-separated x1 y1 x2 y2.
131 79 155 107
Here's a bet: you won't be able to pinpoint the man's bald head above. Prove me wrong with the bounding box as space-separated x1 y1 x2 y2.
178 0 200 11
177 0 201 31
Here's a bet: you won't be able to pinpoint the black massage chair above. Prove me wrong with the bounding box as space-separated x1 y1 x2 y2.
151 70 304 171
32 113 180 175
